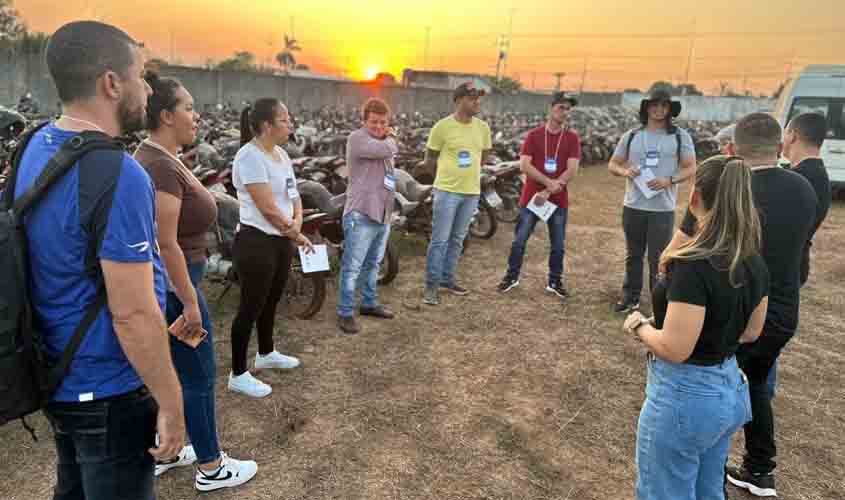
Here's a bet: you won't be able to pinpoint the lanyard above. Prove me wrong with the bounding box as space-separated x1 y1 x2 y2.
544 126 565 161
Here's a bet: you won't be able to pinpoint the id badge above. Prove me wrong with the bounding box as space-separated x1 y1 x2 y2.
286 178 299 200
383 173 396 191
544 158 557 175
644 150 660 168
457 151 472 168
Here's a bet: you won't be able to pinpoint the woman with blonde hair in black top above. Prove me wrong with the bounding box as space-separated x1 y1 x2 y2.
623 155 769 500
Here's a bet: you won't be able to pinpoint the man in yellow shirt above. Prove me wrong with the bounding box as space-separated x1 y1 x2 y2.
422 82 493 305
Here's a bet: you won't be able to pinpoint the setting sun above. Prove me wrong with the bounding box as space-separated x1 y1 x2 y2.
365 66 379 80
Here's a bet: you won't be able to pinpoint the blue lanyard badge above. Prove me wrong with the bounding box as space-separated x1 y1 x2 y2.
457 151 472 168
286 177 299 200
544 158 557 174
644 150 660 168
383 172 396 191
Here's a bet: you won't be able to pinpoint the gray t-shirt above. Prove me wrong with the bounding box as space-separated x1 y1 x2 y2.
613 127 696 212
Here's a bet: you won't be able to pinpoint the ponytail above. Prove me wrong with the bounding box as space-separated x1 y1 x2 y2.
661 155 761 286
240 105 253 146
239 98 283 147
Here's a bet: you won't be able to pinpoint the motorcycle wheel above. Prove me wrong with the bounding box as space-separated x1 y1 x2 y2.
284 261 327 320
496 184 522 223
377 241 400 285
469 201 498 239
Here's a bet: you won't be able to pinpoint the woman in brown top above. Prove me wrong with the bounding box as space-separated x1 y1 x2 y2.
134 72 257 492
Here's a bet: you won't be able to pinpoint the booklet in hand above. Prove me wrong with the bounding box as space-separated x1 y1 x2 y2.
526 194 558 222
168 315 207 349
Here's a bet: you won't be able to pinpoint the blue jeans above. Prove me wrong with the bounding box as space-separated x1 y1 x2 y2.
337 210 390 317
636 356 752 500
165 260 220 465
425 189 479 287
45 388 157 500
505 206 568 284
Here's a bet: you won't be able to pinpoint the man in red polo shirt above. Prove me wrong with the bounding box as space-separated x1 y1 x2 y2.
497 92 581 298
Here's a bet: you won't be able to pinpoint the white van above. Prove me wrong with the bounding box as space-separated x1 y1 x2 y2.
774 65 845 188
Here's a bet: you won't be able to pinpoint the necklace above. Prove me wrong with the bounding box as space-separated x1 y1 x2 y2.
61 115 106 133
143 138 185 167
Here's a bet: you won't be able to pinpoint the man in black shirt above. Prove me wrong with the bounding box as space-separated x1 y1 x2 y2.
783 112 832 286
669 113 817 497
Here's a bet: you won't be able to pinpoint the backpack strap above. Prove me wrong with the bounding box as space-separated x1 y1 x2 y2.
13 131 123 216
1 121 50 210
625 127 644 161
675 130 682 158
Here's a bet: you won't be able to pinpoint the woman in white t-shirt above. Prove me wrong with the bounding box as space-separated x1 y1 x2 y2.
228 98 313 398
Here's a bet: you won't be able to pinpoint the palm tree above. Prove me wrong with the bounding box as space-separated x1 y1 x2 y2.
275 34 301 74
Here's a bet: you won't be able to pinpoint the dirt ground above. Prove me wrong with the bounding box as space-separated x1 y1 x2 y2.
2 165 843 500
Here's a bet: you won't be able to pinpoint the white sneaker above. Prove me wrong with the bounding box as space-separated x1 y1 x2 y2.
227 371 272 398
254 350 300 370
155 444 197 477
195 452 258 492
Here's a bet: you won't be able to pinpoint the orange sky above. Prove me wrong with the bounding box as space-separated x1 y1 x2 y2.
12 0 845 95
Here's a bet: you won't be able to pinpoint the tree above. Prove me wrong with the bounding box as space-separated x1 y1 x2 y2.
0 0 25 42
486 75 522 92
275 34 301 73
12 30 47 53
294 63 310 71
373 72 397 85
623 88 642 94
216 51 257 72
647 81 703 96
647 80 674 95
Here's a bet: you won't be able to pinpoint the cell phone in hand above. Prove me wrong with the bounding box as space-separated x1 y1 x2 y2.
168 315 207 349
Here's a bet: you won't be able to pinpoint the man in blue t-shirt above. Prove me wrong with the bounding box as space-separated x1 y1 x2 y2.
13 21 184 500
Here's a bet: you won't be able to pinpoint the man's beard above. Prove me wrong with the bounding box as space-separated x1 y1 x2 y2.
118 96 147 135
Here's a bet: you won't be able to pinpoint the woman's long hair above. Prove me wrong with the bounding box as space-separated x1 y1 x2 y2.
660 155 761 286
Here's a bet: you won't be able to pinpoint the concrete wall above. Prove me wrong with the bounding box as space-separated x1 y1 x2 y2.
0 49 625 116
2 51 767 122
621 92 774 122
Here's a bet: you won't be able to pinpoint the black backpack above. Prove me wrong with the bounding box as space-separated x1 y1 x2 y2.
625 126 683 161
0 123 123 437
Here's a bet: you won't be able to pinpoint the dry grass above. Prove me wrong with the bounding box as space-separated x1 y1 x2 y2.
1 165 843 500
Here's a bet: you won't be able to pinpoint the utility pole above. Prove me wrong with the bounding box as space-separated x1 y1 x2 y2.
424 26 431 71
553 72 566 92
495 34 509 83
683 17 697 96
502 8 516 77
579 56 589 93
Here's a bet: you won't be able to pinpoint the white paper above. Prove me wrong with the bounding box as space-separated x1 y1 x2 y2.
633 169 660 199
298 244 330 273
526 194 558 222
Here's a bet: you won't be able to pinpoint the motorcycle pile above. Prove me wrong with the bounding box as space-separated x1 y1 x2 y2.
0 101 729 319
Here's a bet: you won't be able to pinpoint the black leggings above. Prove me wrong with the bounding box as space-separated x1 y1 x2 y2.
230 225 294 376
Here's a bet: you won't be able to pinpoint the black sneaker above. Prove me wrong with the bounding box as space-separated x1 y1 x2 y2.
497 276 520 293
614 298 640 314
726 466 777 497
440 283 469 296
545 282 569 299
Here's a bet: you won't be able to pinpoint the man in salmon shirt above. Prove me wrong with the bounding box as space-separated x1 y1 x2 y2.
497 92 581 299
